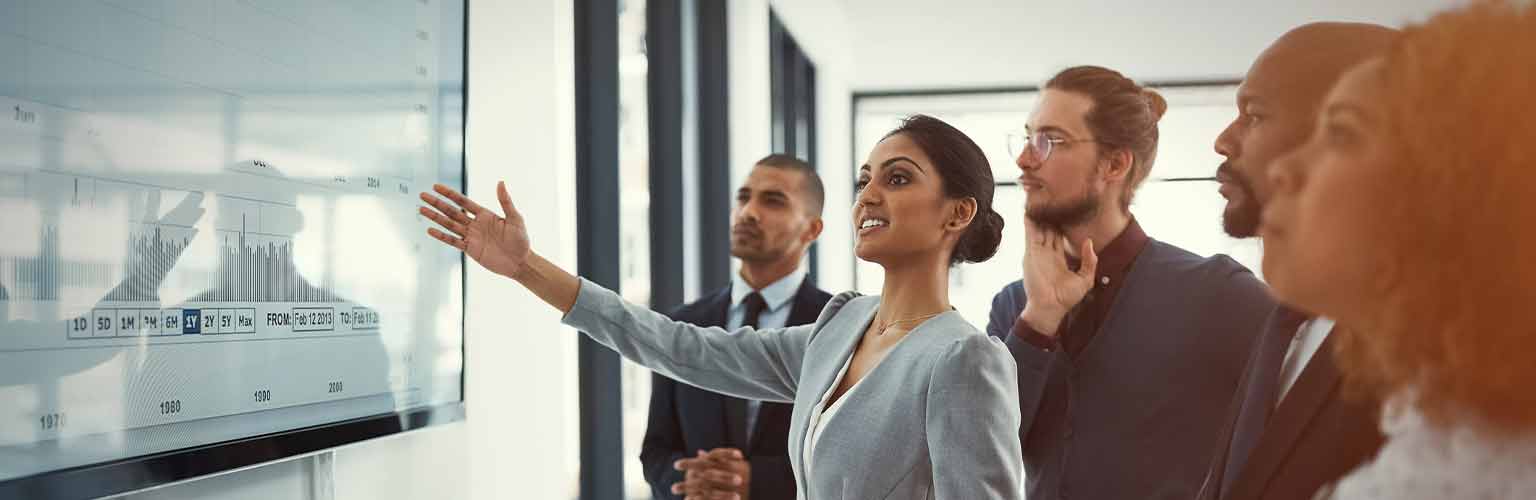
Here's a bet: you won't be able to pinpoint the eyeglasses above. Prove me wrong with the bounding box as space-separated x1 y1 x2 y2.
1006 133 1100 163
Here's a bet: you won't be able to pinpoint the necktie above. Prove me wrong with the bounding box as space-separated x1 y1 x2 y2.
742 292 768 329
727 292 769 452
1221 307 1309 497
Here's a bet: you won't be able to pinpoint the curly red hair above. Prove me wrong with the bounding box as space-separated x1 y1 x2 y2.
1335 0 1536 431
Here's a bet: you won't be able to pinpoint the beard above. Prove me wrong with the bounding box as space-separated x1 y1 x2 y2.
730 228 784 263
1218 162 1263 238
1026 185 1102 233
730 233 767 261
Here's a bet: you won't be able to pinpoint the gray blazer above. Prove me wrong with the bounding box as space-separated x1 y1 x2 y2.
562 278 1023 499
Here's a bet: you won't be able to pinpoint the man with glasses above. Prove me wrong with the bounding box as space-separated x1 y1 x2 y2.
985 66 1275 499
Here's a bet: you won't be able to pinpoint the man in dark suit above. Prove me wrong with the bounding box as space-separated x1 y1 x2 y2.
1199 23 1400 500
642 154 832 500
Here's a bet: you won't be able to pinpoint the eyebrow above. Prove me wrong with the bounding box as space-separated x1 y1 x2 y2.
881 156 924 173
1325 103 1377 125
1025 124 1074 138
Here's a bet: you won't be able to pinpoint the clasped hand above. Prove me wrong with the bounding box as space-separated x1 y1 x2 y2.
672 448 751 500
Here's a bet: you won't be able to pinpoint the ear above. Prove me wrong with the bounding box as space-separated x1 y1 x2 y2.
801 217 824 244
1101 149 1134 184
946 197 978 232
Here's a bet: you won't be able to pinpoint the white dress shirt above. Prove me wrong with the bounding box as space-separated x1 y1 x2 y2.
1276 316 1336 406
728 266 807 444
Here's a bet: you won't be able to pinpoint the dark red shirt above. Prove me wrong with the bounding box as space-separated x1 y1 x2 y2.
1014 218 1151 357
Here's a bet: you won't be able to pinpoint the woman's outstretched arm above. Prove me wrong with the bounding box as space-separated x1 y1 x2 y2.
419 181 827 401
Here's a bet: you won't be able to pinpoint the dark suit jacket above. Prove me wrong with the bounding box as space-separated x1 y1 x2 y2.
1198 307 1385 500
639 278 832 500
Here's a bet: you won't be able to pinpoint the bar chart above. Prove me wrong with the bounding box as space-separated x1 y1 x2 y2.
0 1 465 489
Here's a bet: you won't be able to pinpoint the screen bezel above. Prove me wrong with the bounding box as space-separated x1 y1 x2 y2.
0 1 470 497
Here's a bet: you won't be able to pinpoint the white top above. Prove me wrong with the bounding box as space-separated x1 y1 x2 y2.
1324 392 1536 499
726 267 806 444
803 354 856 488
1277 317 1335 406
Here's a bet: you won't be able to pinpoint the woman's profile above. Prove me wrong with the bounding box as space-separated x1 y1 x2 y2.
419 115 1023 499
1253 2 1536 497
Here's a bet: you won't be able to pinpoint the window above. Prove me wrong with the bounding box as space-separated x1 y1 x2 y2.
769 11 818 279
617 0 654 497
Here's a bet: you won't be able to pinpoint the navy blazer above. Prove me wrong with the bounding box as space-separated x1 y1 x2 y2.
639 278 832 500
1197 307 1385 500
986 240 1274 500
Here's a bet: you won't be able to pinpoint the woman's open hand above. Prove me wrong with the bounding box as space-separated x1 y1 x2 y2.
419 181 532 280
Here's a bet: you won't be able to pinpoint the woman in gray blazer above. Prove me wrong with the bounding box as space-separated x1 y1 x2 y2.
420 115 1022 499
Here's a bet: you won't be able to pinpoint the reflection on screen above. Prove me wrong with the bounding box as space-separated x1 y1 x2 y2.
0 0 464 483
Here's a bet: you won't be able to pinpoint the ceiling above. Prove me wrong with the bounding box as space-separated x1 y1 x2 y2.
841 0 1465 92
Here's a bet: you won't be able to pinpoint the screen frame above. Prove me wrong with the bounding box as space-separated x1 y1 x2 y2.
0 1 471 497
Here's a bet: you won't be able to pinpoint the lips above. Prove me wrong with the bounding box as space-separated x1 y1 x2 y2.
857 215 889 235
1215 163 1244 201
1018 176 1045 191
732 226 760 239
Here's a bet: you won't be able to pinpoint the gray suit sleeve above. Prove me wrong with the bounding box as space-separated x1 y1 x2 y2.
925 335 1024 500
561 278 842 402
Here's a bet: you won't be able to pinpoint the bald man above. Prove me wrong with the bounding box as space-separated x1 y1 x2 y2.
1198 23 1399 500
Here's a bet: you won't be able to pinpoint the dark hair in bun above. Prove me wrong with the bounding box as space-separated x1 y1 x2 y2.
881 114 1004 265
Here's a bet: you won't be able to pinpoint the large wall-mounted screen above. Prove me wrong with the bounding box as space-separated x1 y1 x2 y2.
0 1 466 498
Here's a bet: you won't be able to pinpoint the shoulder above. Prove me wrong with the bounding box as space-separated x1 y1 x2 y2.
666 286 731 321
1141 240 1270 303
988 280 1026 310
929 319 1012 370
810 291 871 327
798 281 835 309
1141 240 1256 281
927 333 1016 389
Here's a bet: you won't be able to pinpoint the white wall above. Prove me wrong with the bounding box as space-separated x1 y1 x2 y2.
729 0 858 293
843 0 1465 91
116 0 582 498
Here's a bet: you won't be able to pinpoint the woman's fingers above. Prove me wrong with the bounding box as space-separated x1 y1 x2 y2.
426 227 465 250
433 183 490 217
497 181 520 221
419 192 473 226
419 206 468 236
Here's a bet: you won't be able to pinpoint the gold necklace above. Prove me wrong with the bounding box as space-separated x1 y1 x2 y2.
873 311 946 336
